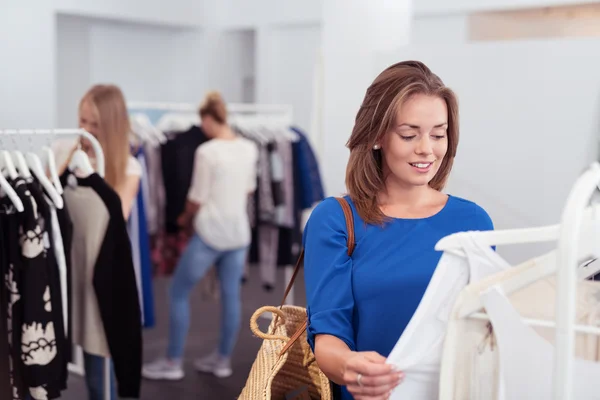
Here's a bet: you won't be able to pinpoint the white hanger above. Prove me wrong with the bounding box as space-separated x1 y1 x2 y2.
438 164 600 321
42 146 63 195
0 171 24 212
12 150 32 178
25 152 63 209
68 147 94 177
133 113 167 145
436 225 561 256
552 162 600 400
0 150 18 180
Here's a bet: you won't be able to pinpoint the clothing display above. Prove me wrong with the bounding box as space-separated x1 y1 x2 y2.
303 195 493 400
127 148 156 328
155 125 209 275
238 125 325 290
438 240 600 400
60 170 142 398
482 286 600 400
128 108 324 298
0 177 70 400
386 234 506 399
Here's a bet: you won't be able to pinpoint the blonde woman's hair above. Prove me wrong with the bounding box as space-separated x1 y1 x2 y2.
80 84 131 190
199 91 227 124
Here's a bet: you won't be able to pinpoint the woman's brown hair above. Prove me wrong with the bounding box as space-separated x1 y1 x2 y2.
345 60 459 225
80 84 131 190
199 91 227 124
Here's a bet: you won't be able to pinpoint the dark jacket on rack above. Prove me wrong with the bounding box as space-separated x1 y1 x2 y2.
160 125 209 233
291 127 325 209
60 171 142 399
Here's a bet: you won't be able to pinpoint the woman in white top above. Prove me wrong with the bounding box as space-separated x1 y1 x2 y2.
142 91 258 381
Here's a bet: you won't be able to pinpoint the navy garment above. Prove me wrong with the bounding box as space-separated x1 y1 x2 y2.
137 167 155 329
290 127 325 209
303 195 494 400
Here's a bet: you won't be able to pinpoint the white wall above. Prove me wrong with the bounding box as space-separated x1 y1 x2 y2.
255 24 321 132
1 0 205 130
54 0 203 27
215 0 600 28
412 15 469 44
216 0 323 29
206 30 256 103
0 4 56 128
56 15 199 127
416 0 600 15
88 21 184 101
372 38 600 263
56 15 91 128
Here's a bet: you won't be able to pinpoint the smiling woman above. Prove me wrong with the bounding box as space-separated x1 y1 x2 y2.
302 60 493 400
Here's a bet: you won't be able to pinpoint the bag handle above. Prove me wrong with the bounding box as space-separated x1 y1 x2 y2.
276 197 355 356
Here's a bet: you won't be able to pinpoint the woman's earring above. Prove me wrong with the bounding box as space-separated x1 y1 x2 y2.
373 144 381 150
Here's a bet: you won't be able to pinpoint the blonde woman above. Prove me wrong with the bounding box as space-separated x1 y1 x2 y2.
57 84 142 400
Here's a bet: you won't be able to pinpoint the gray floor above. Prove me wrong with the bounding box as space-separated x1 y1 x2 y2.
61 267 306 399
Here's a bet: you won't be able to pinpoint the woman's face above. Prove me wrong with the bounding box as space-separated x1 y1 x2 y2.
379 94 449 189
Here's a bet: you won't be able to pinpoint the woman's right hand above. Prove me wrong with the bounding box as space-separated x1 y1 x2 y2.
342 351 404 400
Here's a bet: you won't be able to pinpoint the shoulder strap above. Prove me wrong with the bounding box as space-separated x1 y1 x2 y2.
278 197 355 307
277 197 355 356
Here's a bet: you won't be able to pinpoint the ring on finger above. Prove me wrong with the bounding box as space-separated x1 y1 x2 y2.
356 373 364 387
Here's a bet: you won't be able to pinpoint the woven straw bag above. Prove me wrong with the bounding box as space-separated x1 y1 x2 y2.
239 197 356 400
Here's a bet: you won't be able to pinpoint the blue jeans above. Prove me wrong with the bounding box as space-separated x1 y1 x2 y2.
83 351 117 400
167 234 248 359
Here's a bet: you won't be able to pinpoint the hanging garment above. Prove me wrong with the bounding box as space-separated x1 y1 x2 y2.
142 142 166 236
156 126 209 276
18 179 67 400
40 190 71 394
258 225 279 291
160 125 209 233
0 192 21 400
482 286 600 400
387 234 508 400
290 127 325 209
60 170 142 399
274 137 295 229
438 244 600 400
135 149 155 328
55 197 73 366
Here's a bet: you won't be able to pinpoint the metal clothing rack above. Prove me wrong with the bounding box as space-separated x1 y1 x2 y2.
127 101 298 311
0 128 109 400
127 101 294 120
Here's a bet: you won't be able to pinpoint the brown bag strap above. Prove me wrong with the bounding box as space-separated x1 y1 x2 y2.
277 197 355 356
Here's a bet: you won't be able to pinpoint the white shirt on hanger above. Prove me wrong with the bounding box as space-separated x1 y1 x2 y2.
387 234 510 400
188 137 258 251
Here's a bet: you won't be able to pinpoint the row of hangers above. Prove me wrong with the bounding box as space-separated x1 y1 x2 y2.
129 113 168 147
229 114 298 144
127 102 298 145
435 161 600 399
0 130 102 214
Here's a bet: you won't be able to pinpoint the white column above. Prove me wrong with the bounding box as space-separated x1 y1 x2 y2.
320 0 413 196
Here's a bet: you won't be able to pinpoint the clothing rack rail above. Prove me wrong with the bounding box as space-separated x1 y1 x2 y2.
1 128 110 400
126 101 298 312
0 128 105 178
127 101 294 121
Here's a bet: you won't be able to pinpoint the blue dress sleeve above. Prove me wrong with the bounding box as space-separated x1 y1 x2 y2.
303 197 356 351
474 205 494 231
